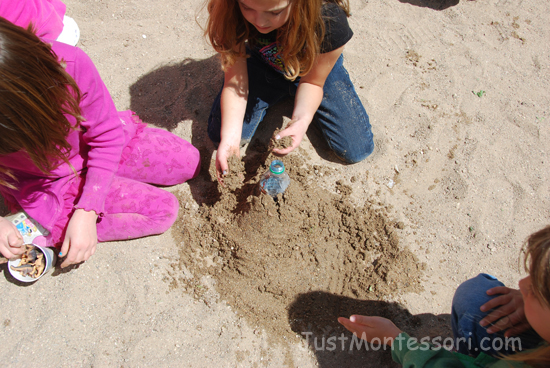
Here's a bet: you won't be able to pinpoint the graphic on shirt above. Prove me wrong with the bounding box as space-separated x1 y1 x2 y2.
258 42 285 73
255 36 286 74
250 4 353 75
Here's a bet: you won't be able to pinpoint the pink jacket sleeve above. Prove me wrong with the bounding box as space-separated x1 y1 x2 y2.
0 0 66 40
70 47 125 215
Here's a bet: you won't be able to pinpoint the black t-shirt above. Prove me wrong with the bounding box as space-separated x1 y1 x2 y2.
249 3 353 75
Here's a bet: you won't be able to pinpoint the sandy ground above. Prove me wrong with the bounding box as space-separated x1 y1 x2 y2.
1 0 549 367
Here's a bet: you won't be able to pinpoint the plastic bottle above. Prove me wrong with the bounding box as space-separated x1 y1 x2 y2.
259 160 290 197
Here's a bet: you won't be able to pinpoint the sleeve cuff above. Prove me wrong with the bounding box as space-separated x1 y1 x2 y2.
74 168 114 215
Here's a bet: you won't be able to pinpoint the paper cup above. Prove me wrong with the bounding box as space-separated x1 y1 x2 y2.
8 244 57 283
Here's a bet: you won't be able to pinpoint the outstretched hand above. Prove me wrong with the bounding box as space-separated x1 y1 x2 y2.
215 139 240 185
271 119 309 156
338 315 403 346
0 216 25 260
479 286 531 337
59 209 98 268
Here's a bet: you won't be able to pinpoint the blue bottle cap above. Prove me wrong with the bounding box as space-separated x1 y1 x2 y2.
269 160 285 174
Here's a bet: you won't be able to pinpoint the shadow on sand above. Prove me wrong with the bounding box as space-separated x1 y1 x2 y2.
398 0 460 10
129 55 223 205
288 291 452 368
129 56 346 205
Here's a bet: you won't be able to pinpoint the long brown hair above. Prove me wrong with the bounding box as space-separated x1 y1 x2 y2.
205 0 350 81
506 226 550 367
0 17 83 189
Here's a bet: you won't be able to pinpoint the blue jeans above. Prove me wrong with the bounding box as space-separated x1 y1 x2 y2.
451 273 542 357
207 53 374 164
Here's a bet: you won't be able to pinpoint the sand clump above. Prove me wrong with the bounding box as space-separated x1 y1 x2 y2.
270 130 293 150
170 151 425 345
221 154 246 191
269 117 294 150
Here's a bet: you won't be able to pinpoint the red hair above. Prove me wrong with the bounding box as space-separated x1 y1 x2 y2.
205 0 350 80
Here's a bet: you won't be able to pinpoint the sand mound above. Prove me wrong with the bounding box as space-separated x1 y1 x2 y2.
170 150 424 344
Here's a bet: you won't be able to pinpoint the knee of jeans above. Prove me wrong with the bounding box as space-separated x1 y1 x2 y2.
333 140 374 164
452 274 501 314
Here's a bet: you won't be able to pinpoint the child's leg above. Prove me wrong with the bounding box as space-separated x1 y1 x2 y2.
314 55 374 164
207 53 292 145
117 127 200 185
96 176 179 241
451 273 542 357
46 175 179 246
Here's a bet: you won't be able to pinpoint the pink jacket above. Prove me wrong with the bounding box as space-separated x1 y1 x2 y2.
0 41 137 231
0 0 66 39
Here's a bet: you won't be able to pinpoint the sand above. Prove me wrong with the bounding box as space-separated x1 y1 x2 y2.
1 0 549 367
173 152 424 349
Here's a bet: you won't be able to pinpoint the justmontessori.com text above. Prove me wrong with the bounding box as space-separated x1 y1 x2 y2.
301 332 522 352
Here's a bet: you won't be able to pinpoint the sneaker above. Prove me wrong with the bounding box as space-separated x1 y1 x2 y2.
56 15 80 46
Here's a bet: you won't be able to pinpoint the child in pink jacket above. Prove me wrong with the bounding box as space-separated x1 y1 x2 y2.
0 0 67 40
0 0 80 45
0 17 200 268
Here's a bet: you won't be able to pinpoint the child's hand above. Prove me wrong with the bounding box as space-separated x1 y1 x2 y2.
216 139 240 184
479 286 530 337
60 209 98 268
272 119 309 156
0 216 25 260
338 315 403 346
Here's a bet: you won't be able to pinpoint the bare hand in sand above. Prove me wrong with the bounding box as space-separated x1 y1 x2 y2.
338 315 403 346
479 286 530 337
0 216 25 260
59 209 98 268
272 119 309 156
216 138 240 185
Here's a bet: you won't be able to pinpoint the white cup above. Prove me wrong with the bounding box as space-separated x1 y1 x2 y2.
8 244 57 282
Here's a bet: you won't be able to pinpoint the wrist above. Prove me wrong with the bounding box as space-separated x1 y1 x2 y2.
291 117 312 128
74 208 99 219
220 121 243 143
219 134 241 149
386 326 404 346
388 330 405 347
